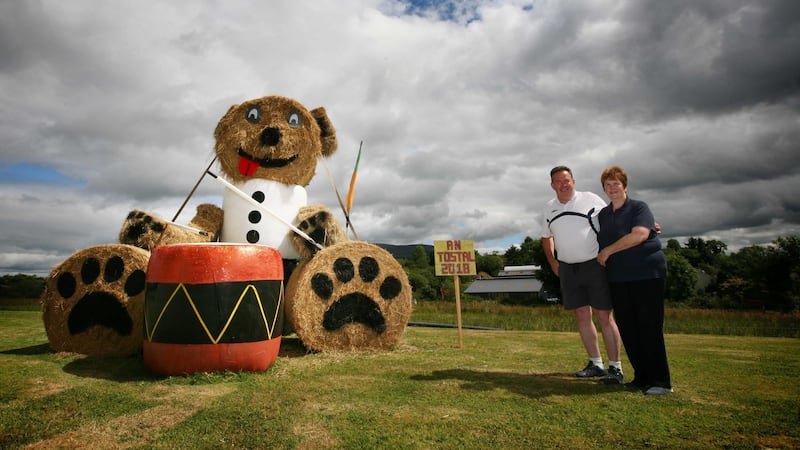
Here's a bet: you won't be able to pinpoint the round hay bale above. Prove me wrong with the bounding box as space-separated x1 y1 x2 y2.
41 244 150 357
286 241 412 352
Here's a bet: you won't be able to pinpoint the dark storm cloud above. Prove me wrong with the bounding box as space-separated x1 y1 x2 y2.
615 107 799 191
615 0 800 117
509 0 800 121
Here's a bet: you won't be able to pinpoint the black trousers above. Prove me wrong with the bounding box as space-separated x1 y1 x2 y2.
610 278 671 388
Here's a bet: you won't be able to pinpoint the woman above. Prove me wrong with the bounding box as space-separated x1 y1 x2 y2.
596 166 672 395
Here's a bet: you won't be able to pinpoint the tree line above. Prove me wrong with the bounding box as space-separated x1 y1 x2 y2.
0 274 46 299
499 235 800 312
3 235 798 312
397 235 799 312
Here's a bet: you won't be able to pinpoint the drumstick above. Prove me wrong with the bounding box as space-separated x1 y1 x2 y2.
152 156 217 248
164 220 209 236
205 171 324 251
172 156 217 222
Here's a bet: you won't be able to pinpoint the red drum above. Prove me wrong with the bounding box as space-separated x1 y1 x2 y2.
143 243 283 376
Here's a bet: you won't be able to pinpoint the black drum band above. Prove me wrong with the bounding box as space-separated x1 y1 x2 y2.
145 280 284 344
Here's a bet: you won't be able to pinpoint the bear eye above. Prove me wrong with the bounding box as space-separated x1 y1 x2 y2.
246 107 261 124
287 110 302 128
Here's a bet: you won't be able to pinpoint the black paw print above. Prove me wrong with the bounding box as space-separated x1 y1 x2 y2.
122 211 165 249
56 255 146 336
297 211 332 255
310 255 403 333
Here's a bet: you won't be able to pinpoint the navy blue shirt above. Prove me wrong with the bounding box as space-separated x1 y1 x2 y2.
597 197 667 282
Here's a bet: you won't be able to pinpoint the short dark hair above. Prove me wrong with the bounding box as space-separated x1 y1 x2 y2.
550 165 573 180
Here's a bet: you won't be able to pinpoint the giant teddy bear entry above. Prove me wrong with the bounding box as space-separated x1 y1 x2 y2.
41 96 413 374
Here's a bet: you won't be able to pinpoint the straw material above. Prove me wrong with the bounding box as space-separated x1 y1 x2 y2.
286 241 412 352
290 204 348 260
214 96 337 187
41 244 150 357
187 203 223 237
119 209 214 251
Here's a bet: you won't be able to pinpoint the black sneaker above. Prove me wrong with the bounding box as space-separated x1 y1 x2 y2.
644 386 673 395
575 361 607 377
601 366 623 384
624 379 647 390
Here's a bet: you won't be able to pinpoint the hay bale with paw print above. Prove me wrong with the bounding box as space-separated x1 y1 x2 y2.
41 244 150 357
286 241 412 352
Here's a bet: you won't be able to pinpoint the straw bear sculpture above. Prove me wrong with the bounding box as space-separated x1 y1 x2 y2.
41 95 412 357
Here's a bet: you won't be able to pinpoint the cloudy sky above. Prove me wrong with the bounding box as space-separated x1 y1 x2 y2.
1 0 799 275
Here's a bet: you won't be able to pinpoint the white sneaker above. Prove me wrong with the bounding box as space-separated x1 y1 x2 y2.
644 386 673 395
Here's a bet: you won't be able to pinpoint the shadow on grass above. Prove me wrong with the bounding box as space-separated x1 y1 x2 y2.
278 335 312 357
62 355 157 382
1 342 157 382
2 336 311 383
0 342 51 355
60 335 311 381
411 369 622 398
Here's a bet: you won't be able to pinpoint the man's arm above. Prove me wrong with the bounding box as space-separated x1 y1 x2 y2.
542 236 559 277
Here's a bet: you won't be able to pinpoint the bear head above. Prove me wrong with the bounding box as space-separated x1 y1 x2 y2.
214 95 337 186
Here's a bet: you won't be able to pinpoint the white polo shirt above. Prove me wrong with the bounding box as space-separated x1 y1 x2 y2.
542 191 606 264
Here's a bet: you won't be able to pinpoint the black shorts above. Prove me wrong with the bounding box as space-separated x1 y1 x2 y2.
558 259 612 310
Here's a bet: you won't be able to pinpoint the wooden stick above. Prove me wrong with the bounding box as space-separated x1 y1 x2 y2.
172 156 217 222
320 158 359 240
454 275 464 349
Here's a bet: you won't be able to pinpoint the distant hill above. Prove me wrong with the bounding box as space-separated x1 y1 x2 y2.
375 243 433 260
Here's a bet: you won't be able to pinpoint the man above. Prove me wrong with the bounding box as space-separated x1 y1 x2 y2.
542 165 623 384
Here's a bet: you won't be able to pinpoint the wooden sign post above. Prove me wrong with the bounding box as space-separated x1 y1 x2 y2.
433 240 476 349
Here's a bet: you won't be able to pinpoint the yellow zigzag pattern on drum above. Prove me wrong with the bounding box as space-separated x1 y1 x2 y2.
145 282 284 344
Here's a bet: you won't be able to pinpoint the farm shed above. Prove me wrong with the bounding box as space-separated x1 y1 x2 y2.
464 265 546 304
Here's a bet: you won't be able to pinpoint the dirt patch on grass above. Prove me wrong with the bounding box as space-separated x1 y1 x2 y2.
700 347 761 358
292 399 341 449
25 378 70 399
140 384 235 403
23 384 234 449
292 420 339 449
23 404 194 450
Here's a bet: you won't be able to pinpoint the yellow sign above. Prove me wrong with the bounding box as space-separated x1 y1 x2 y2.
434 240 477 276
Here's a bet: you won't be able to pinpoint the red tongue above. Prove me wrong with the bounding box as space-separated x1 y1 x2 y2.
238 156 259 176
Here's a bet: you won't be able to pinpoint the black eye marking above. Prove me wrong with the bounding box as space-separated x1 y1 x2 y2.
247 107 261 124
287 110 302 128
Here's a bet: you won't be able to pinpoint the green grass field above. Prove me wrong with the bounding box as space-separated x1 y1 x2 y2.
410 300 800 337
1 302 799 449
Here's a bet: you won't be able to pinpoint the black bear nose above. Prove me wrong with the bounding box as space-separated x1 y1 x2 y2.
260 127 281 146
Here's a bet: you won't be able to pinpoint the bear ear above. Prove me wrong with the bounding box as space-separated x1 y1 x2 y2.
311 107 338 157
